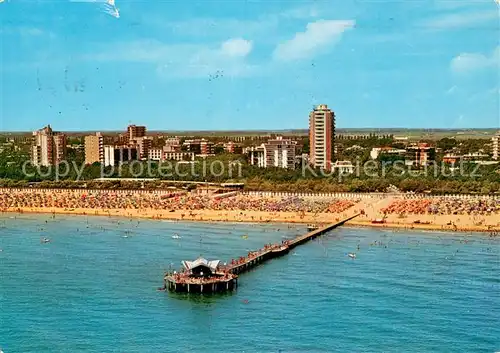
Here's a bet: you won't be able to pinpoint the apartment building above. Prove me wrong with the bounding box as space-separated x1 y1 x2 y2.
84 133 104 164
309 104 335 170
127 125 146 140
103 145 138 166
183 139 214 155
405 143 436 166
493 132 499 160
263 136 297 169
246 136 297 169
31 125 67 166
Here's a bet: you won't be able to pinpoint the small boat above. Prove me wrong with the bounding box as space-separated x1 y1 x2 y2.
371 218 385 224
41 238 51 244
348 253 356 259
172 234 181 239
307 224 319 231
241 235 248 240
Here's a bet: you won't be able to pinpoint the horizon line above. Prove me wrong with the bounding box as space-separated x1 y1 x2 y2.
1 127 499 134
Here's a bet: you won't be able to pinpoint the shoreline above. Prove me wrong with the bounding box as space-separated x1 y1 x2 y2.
345 220 498 234
2 207 499 234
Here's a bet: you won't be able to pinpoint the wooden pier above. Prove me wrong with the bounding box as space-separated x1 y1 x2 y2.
164 214 359 294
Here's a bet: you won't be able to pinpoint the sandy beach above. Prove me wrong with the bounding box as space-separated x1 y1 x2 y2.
3 204 499 234
1 188 499 233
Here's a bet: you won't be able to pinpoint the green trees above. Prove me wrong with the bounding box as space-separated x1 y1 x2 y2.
0 149 498 194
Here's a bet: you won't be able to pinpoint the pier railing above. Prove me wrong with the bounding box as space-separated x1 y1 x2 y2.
224 213 360 276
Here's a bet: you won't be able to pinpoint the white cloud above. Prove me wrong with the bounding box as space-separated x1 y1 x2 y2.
450 46 499 73
273 19 355 61
85 38 256 78
419 10 498 30
220 38 253 57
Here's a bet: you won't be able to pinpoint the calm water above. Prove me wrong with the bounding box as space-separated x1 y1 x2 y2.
0 214 499 353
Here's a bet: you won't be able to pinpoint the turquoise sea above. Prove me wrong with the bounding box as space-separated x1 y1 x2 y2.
0 214 499 353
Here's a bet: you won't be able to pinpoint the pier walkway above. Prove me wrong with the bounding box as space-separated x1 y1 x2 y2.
224 213 360 275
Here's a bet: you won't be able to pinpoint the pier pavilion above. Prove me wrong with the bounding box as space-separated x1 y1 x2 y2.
165 257 238 294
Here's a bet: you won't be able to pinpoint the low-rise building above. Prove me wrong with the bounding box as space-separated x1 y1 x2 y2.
183 139 214 155
405 143 435 166
164 152 195 161
224 141 242 154
200 139 214 155
394 136 409 142
164 137 181 153
148 148 163 161
370 147 406 160
345 145 364 152
246 146 266 168
462 152 489 161
442 154 461 164
148 148 194 162
443 152 490 164
103 145 138 166
332 160 355 174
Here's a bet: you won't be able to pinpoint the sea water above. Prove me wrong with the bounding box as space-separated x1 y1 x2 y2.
0 214 498 353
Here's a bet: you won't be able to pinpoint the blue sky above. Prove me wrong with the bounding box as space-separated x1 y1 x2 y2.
0 0 499 131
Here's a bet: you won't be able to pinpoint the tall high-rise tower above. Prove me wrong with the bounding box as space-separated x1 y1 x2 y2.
492 132 499 160
309 104 335 170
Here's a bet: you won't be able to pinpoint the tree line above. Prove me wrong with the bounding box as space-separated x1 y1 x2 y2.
1 151 498 194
